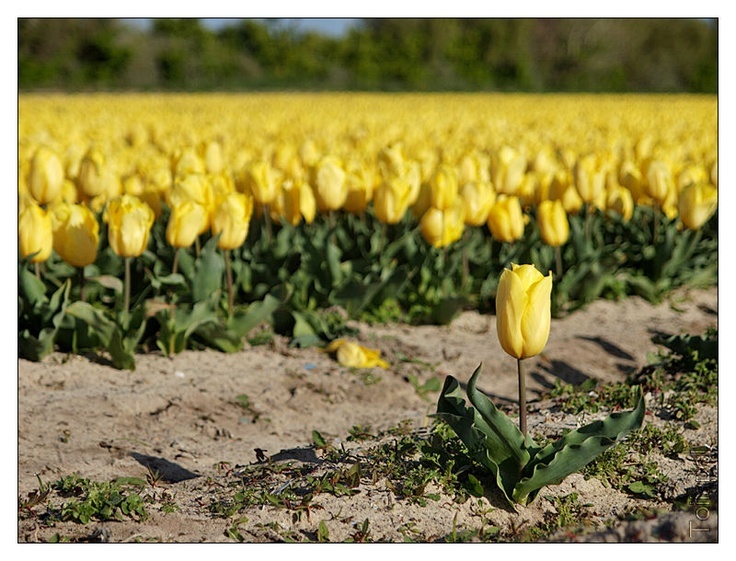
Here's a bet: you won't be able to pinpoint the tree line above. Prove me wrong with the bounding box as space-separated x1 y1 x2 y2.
18 18 717 93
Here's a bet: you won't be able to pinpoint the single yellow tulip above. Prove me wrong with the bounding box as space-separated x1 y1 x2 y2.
644 159 674 207
487 195 525 243
314 156 348 212
606 185 634 223
420 203 466 249
243 160 278 206
343 160 375 215
166 201 208 248
574 154 606 207
496 263 553 360
678 183 718 231
19 202 53 263
51 203 99 268
211 191 254 250
374 176 413 225
428 164 459 211
104 195 155 258
536 199 569 247
27 146 64 205
77 148 106 198
275 179 316 226
324 339 389 369
492 145 527 196
460 181 496 226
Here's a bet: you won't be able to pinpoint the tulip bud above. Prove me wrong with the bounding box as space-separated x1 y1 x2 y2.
606 185 634 223
104 195 155 258
19 202 53 263
275 179 316 226
314 156 348 212
536 199 569 247
343 160 375 215
678 183 717 231
243 160 278 206
487 195 525 243
211 192 254 250
374 176 413 225
27 146 64 205
166 201 208 249
51 203 99 268
574 154 606 207
428 164 459 211
77 148 106 198
460 181 496 226
419 202 466 249
492 146 527 196
496 263 553 360
644 159 674 207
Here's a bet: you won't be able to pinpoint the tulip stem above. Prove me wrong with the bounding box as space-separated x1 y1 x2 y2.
78 267 86 303
554 245 563 278
517 358 527 438
124 257 131 327
225 250 233 316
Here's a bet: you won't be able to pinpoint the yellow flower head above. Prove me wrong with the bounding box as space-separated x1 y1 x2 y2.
496 263 553 360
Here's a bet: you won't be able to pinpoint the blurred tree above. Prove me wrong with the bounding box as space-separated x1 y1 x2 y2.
18 17 717 93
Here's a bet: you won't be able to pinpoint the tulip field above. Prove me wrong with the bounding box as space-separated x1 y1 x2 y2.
18 92 718 370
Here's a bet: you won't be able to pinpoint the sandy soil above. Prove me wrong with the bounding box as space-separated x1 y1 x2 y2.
17 286 718 543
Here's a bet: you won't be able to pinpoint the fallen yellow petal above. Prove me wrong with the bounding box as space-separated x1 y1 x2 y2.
324 339 389 369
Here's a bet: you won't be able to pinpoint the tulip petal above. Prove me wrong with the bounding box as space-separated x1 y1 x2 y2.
520 272 553 358
496 268 526 359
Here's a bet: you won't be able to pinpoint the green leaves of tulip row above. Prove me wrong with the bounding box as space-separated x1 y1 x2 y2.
436 364 645 507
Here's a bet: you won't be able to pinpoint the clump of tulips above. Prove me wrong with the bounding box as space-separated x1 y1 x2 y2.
436 263 645 507
18 93 717 369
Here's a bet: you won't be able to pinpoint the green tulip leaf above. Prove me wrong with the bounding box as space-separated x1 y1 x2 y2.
437 365 646 508
192 237 225 303
65 301 136 371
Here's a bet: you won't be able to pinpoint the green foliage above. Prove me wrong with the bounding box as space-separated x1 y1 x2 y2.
51 474 148 524
19 18 717 93
436 364 645 507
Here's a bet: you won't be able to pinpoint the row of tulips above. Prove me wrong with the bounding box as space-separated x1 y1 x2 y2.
18 93 717 369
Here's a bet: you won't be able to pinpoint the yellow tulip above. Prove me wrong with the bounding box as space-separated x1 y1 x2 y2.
275 179 316 226
496 263 553 360
104 195 155 258
51 203 99 268
19 202 53 263
167 174 213 233
173 148 205 178
460 181 496 226
606 185 634 222
27 146 64 205
324 339 389 369
574 154 606 207
548 170 584 215
211 191 254 250
492 145 527 196
536 199 569 247
487 195 525 243
374 176 413 225
343 159 375 214
166 201 208 248
201 140 225 175
644 159 674 207
678 183 718 231
77 147 106 198
428 164 459 211
242 160 278 206
419 202 466 249
314 156 348 212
